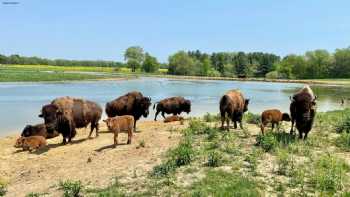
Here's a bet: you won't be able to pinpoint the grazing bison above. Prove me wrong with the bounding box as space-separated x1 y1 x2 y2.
260 109 291 135
163 115 184 123
290 85 317 139
103 115 134 147
39 97 102 144
14 136 47 152
21 123 59 139
220 90 249 130
105 91 151 130
153 97 191 121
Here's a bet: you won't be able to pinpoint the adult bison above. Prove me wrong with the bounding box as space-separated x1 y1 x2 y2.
220 90 249 130
290 85 317 140
153 97 191 121
39 97 102 144
105 91 151 130
21 123 60 139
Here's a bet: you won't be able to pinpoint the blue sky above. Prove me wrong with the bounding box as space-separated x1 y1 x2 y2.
1 0 349 62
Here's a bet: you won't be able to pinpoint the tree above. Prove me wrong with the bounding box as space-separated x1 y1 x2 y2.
168 51 196 75
305 50 332 79
142 53 159 73
198 56 212 76
332 47 350 78
124 46 145 72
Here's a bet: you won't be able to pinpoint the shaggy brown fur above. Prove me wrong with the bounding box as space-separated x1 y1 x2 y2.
153 97 191 121
103 115 134 148
220 90 249 130
260 109 291 135
21 123 59 139
163 115 184 123
105 91 151 131
39 97 102 144
14 136 47 152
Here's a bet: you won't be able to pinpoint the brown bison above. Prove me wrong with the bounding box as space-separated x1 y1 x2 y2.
260 109 291 135
105 91 151 130
153 97 191 121
103 115 134 147
220 90 249 130
21 123 60 139
14 136 47 152
39 97 102 144
163 115 184 123
290 85 317 139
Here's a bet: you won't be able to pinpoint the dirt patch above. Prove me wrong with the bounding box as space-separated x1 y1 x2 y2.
0 120 186 197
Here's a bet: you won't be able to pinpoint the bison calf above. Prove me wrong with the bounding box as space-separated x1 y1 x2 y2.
260 109 291 135
14 136 47 152
163 115 184 123
103 115 134 148
21 123 59 139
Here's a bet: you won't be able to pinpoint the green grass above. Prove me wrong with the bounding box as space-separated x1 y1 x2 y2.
59 180 83 197
189 170 261 196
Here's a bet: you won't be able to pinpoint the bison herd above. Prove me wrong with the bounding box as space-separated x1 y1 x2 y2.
14 85 317 152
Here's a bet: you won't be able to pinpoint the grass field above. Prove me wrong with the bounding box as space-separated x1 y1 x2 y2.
13 109 350 196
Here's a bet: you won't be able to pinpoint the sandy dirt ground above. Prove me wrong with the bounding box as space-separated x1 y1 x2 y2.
0 120 186 197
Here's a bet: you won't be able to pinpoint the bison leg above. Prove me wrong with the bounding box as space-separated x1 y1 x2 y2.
303 131 309 140
95 122 99 137
127 129 132 144
290 119 295 135
239 121 243 130
114 130 118 148
260 123 265 135
62 137 67 145
134 119 137 132
161 112 166 119
233 121 237 129
271 123 275 131
154 110 160 121
226 118 230 131
298 131 303 139
220 112 226 130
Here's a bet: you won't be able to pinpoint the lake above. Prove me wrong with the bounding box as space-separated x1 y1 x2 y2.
0 77 349 136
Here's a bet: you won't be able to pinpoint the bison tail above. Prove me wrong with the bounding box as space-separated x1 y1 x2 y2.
220 95 229 108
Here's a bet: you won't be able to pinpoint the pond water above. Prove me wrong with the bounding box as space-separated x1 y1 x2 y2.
0 77 349 136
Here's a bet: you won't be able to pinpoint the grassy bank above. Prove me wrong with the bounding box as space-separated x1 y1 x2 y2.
13 109 350 196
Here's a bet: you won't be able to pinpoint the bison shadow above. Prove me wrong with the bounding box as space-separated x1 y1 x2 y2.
13 146 50 155
94 143 129 152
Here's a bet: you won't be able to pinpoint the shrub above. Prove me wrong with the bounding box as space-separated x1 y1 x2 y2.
206 151 223 167
25 193 41 197
0 180 6 197
59 180 83 197
245 148 262 174
336 132 350 151
256 133 278 152
151 161 176 178
203 113 220 122
170 138 194 167
335 115 350 133
310 154 350 193
244 112 260 125
187 119 207 135
276 149 293 176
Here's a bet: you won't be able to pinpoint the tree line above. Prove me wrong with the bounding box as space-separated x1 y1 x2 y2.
2 46 350 79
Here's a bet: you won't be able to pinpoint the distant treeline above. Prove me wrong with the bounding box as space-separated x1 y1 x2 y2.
0 54 124 67
2 46 350 79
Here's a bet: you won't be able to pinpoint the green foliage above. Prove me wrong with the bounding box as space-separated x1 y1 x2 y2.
206 151 223 167
335 114 350 133
256 133 278 152
168 51 197 75
265 71 279 79
189 170 260 196
0 181 6 197
124 46 145 72
310 154 350 194
170 138 194 167
202 113 220 122
85 178 125 196
275 149 294 176
142 53 159 73
59 180 83 197
244 112 260 124
245 148 262 174
335 133 350 151
25 193 42 197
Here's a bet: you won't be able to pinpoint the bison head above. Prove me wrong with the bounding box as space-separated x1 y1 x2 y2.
39 104 62 133
14 137 25 148
282 113 291 121
138 97 152 118
103 118 113 130
290 95 317 121
182 99 191 114
243 99 250 112
21 125 33 137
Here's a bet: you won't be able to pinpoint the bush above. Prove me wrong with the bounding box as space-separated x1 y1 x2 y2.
244 112 260 125
265 71 279 79
187 119 208 135
276 149 293 176
151 161 176 178
203 113 220 122
0 183 6 197
59 180 83 197
256 133 278 152
310 154 350 193
170 138 194 167
336 133 350 151
335 115 350 133
206 151 223 167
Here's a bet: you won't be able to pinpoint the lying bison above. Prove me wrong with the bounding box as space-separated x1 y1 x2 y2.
105 91 151 131
21 123 60 139
14 136 47 152
220 90 249 130
290 85 317 139
153 97 191 121
39 97 102 144
260 109 291 135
